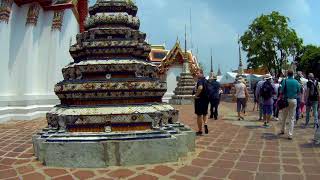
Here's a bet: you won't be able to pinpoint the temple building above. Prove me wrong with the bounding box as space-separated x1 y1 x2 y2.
0 0 88 122
149 40 200 102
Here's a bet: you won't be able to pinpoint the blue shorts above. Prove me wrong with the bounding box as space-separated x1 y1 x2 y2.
263 105 273 115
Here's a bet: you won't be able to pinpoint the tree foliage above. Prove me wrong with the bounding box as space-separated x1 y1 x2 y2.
240 11 303 77
297 45 320 78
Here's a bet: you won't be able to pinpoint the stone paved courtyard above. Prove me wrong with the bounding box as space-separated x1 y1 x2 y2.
0 101 319 180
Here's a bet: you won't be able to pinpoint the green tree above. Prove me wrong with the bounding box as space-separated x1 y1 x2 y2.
297 45 320 78
240 11 303 77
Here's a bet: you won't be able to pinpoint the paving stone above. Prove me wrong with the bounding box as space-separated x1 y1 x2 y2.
198 151 220 159
207 146 224 152
239 155 260 163
0 168 17 179
220 153 239 161
243 150 261 156
235 162 259 171
93 178 114 180
281 152 298 157
198 177 220 180
282 158 301 164
108 169 135 179
191 158 212 167
282 165 301 173
303 165 320 174
176 165 203 177
0 164 12 170
52 175 75 180
0 158 16 165
16 165 34 175
301 158 319 165
128 173 158 180
282 174 304 180
255 172 280 180
22 172 46 180
204 167 230 179
262 151 279 157
229 170 254 180
73 170 95 179
96 169 111 175
212 160 234 169
148 165 174 176
1 102 320 179
305 175 320 180
260 157 280 164
43 168 69 177
258 163 281 173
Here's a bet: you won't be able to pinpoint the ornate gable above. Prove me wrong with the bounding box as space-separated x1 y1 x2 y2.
159 41 199 77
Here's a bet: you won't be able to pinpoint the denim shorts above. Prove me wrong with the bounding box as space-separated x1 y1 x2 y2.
263 105 273 115
237 98 246 112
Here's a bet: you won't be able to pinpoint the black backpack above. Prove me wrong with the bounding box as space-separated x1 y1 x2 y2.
260 81 274 100
308 81 319 101
207 80 220 99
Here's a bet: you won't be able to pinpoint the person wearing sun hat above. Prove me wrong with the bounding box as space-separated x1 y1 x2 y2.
234 76 249 120
260 74 275 127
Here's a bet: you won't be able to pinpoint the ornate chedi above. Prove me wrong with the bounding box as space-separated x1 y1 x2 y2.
236 35 247 84
169 28 196 105
33 0 195 168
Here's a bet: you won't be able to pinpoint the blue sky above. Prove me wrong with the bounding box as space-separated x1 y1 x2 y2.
90 0 320 74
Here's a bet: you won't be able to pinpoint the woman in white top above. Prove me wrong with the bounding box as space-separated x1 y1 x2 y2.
234 78 249 120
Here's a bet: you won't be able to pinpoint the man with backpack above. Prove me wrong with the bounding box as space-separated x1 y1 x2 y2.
208 74 221 120
260 75 275 127
194 69 209 136
305 73 319 129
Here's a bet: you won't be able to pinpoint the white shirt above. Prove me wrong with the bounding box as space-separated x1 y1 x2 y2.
235 82 246 98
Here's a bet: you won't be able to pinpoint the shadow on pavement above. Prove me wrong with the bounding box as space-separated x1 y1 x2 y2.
261 133 280 140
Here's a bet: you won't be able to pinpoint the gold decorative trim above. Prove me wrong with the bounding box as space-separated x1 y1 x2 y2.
51 10 64 31
0 0 13 23
26 3 40 26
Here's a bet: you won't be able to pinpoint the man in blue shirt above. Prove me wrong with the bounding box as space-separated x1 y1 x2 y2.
279 70 301 140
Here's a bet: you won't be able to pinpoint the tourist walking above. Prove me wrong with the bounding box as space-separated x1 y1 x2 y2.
273 78 280 121
255 78 266 120
305 73 319 129
194 69 210 136
208 74 221 120
260 75 275 127
252 81 259 112
279 70 301 140
234 77 249 121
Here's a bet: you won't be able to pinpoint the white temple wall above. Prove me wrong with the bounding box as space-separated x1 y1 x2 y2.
162 65 183 102
0 3 79 122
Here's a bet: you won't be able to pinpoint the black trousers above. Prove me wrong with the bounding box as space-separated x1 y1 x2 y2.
209 98 220 119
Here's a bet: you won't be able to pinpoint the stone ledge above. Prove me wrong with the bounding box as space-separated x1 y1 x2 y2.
33 124 195 168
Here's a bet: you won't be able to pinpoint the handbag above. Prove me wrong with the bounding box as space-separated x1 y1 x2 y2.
278 80 289 110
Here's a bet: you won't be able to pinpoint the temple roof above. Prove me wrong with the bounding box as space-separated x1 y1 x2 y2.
149 45 168 63
149 41 200 76
14 0 76 10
